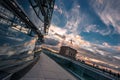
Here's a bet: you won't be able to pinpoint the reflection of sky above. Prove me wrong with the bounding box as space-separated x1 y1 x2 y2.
45 0 120 60
0 29 36 69
16 0 44 30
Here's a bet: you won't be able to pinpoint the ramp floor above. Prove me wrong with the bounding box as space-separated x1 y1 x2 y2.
20 53 77 80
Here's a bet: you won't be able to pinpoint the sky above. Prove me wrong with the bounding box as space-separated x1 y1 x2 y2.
44 0 120 65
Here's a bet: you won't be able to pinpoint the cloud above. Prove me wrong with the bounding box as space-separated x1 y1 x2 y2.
44 37 60 46
64 2 81 34
46 25 120 68
54 5 58 10
76 5 80 8
53 0 114 36
51 0 82 36
84 24 97 33
92 42 120 57
49 0 120 57
102 42 120 52
84 24 112 35
54 5 63 14
44 0 120 70
98 0 103 4
47 24 92 48
48 24 120 58
49 24 67 35
102 42 111 48
90 0 120 34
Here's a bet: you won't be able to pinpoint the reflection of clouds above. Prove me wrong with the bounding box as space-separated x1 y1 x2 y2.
18 0 44 32
0 37 36 69
114 56 120 60
29 5 44 30
7 37 24 41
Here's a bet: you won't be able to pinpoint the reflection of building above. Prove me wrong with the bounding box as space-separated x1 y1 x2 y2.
0 0 55 79
59 46 77 59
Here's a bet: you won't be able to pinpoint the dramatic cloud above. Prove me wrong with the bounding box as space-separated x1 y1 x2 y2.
44 0 120 70
90 0 120 34
49 25 67 35
64 2 81 34
47 25 120 60
52 0 81 34
48 0 120 58
84 24 112 35
44 37 60 46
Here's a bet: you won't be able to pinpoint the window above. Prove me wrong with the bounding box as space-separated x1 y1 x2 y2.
0 5 31 35
29 0 44 22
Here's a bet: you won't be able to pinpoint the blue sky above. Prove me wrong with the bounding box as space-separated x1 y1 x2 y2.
16 0 120 71
45 0 120 62
16 0 120 48
51 0 120 45
10 0 120 69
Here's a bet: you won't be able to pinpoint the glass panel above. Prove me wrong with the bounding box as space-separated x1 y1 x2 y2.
0 5 30 35
0 5 14 19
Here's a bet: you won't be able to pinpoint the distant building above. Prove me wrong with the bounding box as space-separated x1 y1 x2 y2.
59 46 77 59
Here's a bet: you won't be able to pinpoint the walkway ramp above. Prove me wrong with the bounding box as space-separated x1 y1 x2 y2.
21 53 77 80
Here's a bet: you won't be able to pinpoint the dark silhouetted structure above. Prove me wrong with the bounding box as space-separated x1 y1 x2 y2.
59 46 77 59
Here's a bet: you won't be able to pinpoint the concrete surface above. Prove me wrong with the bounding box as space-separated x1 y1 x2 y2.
20 53 77 80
